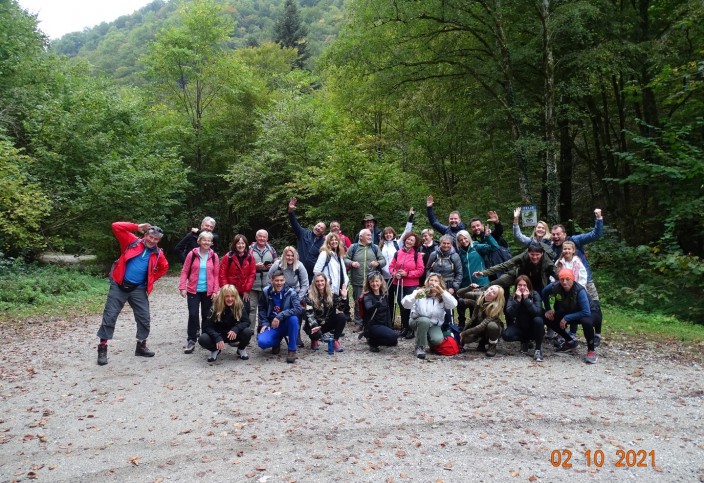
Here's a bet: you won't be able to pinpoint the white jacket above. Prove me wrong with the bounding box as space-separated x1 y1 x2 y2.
401 290 457 325
313 251 349 295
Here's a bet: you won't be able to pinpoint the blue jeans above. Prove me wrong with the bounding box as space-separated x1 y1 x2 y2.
186 292 212 342
257 316 300 352
97 281 151 341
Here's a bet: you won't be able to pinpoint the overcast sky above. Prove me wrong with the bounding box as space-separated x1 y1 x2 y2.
18 0 157 39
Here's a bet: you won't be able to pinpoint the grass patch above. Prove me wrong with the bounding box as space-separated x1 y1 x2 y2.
602 303 704 343
0 260 108 322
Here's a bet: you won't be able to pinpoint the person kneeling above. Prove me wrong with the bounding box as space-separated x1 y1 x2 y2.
402 274 457 359
257 270 303 363
303 274 347 352
199 285 252 362
457 285 505 357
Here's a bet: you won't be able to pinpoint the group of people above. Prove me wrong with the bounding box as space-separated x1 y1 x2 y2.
94 196 605 366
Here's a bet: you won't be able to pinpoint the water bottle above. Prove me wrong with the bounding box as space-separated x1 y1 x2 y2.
327 338 334 355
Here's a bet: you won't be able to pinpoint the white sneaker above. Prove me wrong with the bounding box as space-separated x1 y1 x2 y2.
237 348 249 360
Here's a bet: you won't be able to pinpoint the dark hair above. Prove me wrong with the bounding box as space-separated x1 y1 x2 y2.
514 275 534 293
527 242 544 253
401 231 421 250
270 269 286 280
470 217 482 224
230 234 249 253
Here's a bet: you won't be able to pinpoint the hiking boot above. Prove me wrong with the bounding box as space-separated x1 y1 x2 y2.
184 339 196 354
311 340 320 351
415 346 426 359
594 334 602 348
286 350 297 363
237 348 249 360
135 340 155 357
207 350 221 362
460 333 477 346
333 340 344 352
398 327 408 339
584 351 598 364
485 343 497 358
404 330 415 340
97 344 108 366
297 338 305 348
520 341 529 354
369 343 380 353
271 344 281 355
556 338 578 352
534 349 544 362
553 336 565 348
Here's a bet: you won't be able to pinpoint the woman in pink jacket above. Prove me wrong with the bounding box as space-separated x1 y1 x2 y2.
389 231 426 339
179 231 220 354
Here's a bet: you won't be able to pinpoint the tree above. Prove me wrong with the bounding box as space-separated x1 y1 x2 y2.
273 0 309 68
0 135 50 255
142 0 235 170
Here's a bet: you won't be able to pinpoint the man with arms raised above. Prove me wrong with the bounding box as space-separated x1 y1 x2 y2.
96 222 169 366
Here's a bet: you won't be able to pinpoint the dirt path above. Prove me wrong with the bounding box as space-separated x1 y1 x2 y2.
1 276 702 482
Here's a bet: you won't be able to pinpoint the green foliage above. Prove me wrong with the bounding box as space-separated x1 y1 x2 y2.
0 135 51 255
0 257 107 319
590 228 704 324
51 0 346 83
75 148 191 262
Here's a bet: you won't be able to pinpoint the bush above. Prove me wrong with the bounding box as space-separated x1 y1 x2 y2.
590 228 704 324
0 257 107 318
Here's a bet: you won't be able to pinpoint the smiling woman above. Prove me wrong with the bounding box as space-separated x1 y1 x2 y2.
18 0 155 39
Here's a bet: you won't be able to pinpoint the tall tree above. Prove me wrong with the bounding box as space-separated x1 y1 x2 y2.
142 0 235 170
273 0 309 68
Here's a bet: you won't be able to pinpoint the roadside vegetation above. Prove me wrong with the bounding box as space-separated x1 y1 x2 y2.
0 257 107 322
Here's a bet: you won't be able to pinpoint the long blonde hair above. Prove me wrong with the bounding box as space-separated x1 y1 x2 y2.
280 246 300 270
212 285 243 321
478 285 505 318
320 233 346 257
307 273 334 308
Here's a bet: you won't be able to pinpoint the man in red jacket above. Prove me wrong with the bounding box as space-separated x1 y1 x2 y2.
96 222 169 366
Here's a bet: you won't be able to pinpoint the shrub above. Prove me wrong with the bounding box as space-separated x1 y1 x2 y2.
590 227 704 324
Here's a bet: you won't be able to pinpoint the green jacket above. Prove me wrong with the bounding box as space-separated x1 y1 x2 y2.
344 243 387 287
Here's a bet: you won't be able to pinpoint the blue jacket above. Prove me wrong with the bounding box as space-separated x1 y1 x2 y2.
257 285 303 329
289 211 325 276
426 206 466 247
550 218 603 282
541 282 591 323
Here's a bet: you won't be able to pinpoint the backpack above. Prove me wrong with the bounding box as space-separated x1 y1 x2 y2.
393 248 419 265
347 242 379 260
250 242 276 261
432 336 461 356
186 247 211 280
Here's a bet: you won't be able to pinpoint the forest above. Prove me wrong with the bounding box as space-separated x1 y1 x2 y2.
1 0 703 322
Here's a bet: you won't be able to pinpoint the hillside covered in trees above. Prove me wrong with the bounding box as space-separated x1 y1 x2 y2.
1 0 703 321
51 0 345 82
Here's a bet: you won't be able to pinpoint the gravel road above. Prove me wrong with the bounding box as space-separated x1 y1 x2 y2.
1 276 702 482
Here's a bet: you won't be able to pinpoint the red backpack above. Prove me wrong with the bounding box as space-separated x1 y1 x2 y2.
432 336 461 356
